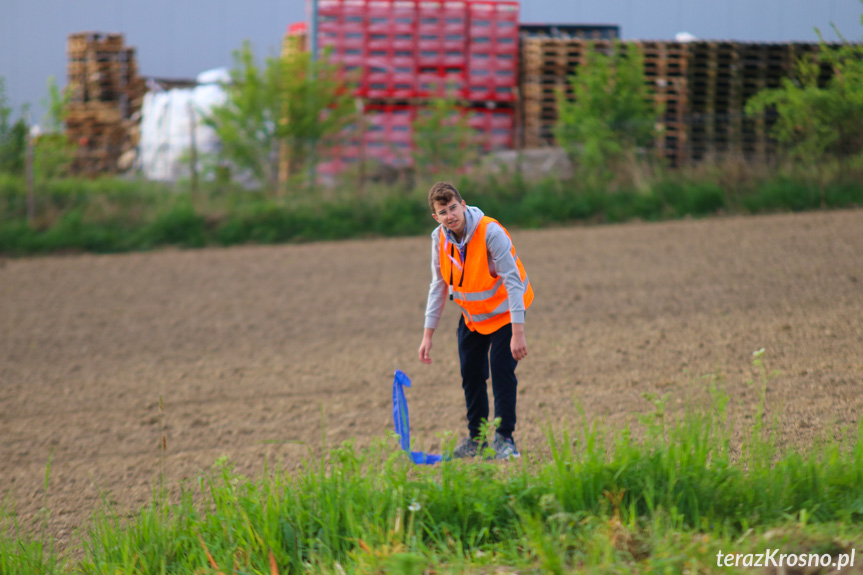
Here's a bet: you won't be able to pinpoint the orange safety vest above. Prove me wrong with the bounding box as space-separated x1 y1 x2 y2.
439 216 534 334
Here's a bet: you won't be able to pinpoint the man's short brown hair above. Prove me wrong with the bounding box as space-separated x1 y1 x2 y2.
428 182 463 212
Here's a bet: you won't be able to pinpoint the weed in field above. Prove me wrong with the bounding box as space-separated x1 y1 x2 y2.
0 458 60 575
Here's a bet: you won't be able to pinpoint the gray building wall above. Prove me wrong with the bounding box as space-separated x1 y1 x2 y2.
1 0 861 122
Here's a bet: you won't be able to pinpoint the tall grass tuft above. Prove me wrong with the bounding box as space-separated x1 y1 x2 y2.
0 516 61 575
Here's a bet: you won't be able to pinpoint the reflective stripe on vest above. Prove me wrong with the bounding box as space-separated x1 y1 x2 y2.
439 216 534 334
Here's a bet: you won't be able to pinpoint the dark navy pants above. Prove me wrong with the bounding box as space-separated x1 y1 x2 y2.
457 315 518 440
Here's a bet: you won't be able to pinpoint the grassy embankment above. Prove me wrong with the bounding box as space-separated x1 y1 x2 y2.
1 159 863 256
2 354 862 574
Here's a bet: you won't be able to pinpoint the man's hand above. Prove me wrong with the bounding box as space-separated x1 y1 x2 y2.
511 323 528 361
418 327 435 364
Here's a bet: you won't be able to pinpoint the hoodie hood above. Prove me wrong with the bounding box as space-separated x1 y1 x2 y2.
442 205 485 248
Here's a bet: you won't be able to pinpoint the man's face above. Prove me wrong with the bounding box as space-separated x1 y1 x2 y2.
432 199 468 237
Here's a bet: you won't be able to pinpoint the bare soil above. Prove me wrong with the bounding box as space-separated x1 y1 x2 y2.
1 209 862 549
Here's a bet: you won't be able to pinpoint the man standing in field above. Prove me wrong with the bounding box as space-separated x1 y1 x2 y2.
418 182 534 459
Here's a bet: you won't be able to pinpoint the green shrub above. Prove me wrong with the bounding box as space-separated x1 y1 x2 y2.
746 32 863 162
2 162 863 256
555 41 659 184
653 180 727 216
144 203 208 248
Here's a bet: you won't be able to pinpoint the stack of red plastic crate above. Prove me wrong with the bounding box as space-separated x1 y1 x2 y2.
465 106 515 150
364 104 415 165
314 0 518 175
465 1 518 103
317 105 417 176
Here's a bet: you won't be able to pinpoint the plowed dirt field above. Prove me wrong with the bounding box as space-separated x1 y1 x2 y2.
2 209 862 547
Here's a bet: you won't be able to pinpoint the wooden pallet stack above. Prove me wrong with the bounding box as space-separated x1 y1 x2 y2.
788 42 835 87
520 37 840 165
686 41 740 162
282 21 308 61
743 42 838 160
520 38 613 148
65 32 147 175
521 38 687 165
639 41 688 166
686 41 835 163
738 43 791 160
279 23 309 183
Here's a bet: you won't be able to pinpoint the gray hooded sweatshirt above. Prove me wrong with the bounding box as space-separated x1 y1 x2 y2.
424 205 528 330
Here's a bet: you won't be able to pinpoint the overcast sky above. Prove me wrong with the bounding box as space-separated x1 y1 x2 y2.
2 0 861 122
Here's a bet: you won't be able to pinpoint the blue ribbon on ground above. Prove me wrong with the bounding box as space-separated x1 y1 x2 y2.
392 369 443 465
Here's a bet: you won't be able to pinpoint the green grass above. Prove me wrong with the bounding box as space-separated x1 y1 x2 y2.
2 161 863 256
0 522 59 575
3 357 862 574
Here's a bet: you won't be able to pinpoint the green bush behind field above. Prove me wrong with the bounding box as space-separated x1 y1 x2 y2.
1 166 863 256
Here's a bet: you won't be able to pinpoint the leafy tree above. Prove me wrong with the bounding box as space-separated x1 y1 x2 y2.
279 48 357 186
554 42 658 183
35 76 76 179
0 77 27 175
205 41 356 194
0 77 75 179
412 97 478 178
205 42 283 192
745 15 863 161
